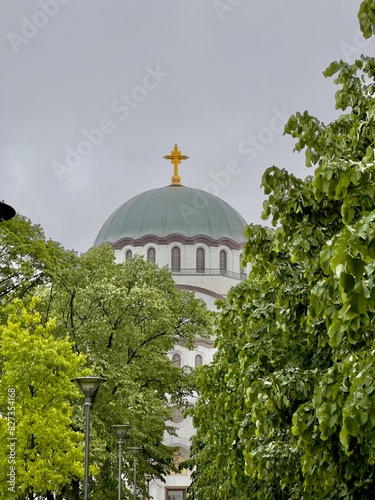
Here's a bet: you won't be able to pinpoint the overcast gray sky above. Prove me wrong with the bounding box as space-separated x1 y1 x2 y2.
1 0 373 253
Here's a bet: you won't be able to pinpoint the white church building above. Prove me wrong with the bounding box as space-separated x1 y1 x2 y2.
93 145 248 500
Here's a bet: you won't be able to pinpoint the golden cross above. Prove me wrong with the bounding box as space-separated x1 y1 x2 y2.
164 144 189 185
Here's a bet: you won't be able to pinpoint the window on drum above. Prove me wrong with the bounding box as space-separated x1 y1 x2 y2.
147 247 156 263
196 247 205 272
220 249 227 271
171 246 181 271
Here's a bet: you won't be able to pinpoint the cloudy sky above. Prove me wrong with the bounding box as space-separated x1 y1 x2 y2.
1 0 373 253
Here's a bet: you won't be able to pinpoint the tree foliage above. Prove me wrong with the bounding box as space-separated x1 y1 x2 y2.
190 9 375 500
358 0 375 39
0 215 74 309
0 298 86 500
0 218 211 498
40 246 210 499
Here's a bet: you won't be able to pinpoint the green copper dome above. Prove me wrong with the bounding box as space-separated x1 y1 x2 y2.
94 185 247 247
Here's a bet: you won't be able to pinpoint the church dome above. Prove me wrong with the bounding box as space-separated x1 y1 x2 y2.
94 185 247 248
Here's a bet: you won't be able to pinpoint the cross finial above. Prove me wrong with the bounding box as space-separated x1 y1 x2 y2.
163 144 189 185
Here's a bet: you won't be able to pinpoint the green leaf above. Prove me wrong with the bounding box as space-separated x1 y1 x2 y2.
344 415 360 437
339 272 355 293
323 61 341 77
340 427 350 449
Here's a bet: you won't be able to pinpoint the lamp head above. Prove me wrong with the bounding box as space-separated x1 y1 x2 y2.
112 424 131 440
0 201 15 221
129 446 142 457
71 376 107 404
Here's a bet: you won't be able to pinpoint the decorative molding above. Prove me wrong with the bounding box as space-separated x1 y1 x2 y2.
194 338 214 348
164 436 190 447
172 268 246 281
176 284 223 300
110 233 245 251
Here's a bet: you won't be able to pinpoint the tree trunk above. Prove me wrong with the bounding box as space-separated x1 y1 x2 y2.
70 479 80 500
58 479 80 500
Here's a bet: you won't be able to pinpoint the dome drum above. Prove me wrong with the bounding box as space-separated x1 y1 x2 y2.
116 241 246 281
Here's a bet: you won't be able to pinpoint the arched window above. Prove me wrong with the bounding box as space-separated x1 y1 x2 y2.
126 249 132 260
171 246 181 272
147 247 156 263
195 354 203 368
196 247 205 272
169 449 187 475
220 249 227 272
172 353 181 368
171 408 184 424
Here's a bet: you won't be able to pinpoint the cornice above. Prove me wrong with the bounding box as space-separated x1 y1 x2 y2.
175 284 223 300
110 234 244 251
194 338 214 348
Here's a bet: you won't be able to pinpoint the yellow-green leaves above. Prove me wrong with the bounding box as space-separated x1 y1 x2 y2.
0 298 87 499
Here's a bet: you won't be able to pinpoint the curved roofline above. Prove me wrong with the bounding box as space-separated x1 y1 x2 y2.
109 234 245 251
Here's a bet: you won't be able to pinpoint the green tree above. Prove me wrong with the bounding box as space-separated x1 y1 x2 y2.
190 4 375 498
188 284 254 499
0 297 87 499
0 215 74 309
0 214 211 498
41 246 210 499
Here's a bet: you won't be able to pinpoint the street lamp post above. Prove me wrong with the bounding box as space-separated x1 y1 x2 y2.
129 446 142 500
0 201 15 221
71 376 106 500
112 424 131 500
145 474 152 499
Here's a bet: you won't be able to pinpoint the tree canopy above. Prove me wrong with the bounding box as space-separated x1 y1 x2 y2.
0 215 74 309
0 298 87 500
0 217 211 498
41 246 210 499
190 4 375 499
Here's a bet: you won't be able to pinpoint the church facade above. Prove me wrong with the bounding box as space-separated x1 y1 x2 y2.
94 145 248 500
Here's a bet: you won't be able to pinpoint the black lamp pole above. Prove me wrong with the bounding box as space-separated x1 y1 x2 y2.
71 376 106 500
145 473 152 499
112 424 131 500
129 447 142 500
